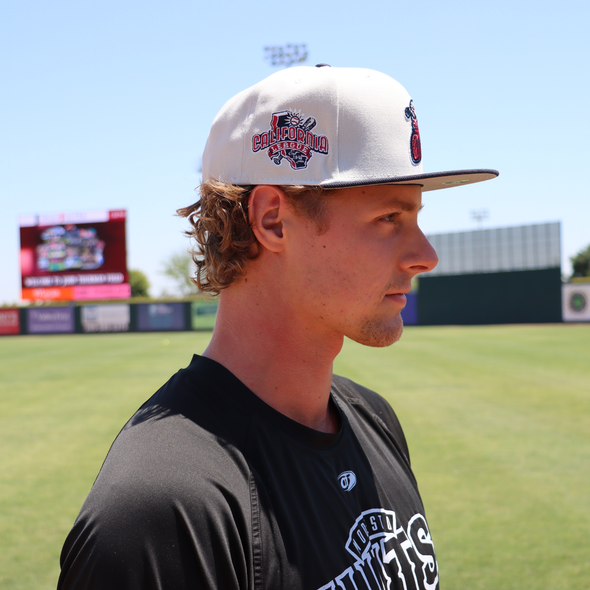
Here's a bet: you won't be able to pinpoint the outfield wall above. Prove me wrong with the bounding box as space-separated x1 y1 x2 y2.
0 297 421 336
3 281 586 336
0 301 219 336
418 268 563 325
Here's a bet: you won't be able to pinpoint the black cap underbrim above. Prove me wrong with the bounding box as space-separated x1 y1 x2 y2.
321 169 499 191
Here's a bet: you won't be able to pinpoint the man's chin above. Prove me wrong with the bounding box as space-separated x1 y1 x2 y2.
350 315 404 348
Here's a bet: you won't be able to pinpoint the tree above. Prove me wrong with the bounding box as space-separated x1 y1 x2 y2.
161 250 199 297
129 269 151 298
571 244 590 278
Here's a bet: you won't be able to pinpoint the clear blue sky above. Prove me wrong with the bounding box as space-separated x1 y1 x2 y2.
2 0 588 302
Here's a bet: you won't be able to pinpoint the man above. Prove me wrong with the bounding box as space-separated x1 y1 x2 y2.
58 65 497 589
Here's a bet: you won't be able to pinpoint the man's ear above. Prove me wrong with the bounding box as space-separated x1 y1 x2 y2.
249 185 290 253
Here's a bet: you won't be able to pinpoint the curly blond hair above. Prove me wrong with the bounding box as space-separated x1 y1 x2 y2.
177 181 334 295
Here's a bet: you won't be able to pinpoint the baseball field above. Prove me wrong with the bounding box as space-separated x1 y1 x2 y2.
1 324 589 589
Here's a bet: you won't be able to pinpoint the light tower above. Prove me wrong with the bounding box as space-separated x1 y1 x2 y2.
264 44 308 68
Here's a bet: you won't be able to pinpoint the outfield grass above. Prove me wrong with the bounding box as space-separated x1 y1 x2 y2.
1 325 589 589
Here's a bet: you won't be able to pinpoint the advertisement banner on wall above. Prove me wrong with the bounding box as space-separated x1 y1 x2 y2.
137 303 186 331
562 284 590 322
27 307 75 334
81 304 130 332
19 209 128 301
0 309 21 335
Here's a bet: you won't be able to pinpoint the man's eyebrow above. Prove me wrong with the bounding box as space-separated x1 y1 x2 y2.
378 199 424 213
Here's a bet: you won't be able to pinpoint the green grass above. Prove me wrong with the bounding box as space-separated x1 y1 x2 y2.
1 325 589 589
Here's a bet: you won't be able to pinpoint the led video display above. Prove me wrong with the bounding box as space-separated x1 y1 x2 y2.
19 210 129 301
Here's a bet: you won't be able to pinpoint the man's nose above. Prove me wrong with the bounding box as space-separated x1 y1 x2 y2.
403 230 438 275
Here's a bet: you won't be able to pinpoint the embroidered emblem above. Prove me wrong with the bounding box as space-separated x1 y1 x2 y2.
338 471 357 492
404 100 422 165
252 110 329 170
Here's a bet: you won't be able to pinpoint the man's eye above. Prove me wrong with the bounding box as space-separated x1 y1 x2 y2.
381 213 400 222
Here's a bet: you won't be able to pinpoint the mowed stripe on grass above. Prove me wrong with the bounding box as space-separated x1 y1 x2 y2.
1 325 589 589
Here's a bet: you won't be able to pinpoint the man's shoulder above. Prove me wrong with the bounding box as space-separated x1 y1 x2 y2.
332 374 411 466
90 355 257 507
125 354 254 447
58 357 257 589
332 374 394 416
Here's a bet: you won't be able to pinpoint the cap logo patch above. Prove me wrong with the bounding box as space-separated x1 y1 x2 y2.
252 110 329 170
404 100 422 165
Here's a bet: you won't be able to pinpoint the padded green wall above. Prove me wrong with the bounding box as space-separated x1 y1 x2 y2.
418 268 562 325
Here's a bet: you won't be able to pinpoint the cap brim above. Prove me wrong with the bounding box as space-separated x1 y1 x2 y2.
321 169 499 191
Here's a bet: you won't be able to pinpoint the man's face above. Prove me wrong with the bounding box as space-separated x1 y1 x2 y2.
282 184 438 348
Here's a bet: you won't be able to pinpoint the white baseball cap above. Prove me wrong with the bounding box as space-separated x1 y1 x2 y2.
202 65 498 191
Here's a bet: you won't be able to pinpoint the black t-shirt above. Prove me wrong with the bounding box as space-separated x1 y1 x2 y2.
58 355 439 590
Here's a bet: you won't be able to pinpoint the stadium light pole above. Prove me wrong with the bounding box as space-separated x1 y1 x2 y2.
470 208 489 230
264 44 308 68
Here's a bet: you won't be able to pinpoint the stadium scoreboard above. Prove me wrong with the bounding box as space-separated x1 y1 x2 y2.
19 209 130 301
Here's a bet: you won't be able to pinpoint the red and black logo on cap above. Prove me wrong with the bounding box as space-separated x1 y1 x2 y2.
404 100 422 165
252 110 329 171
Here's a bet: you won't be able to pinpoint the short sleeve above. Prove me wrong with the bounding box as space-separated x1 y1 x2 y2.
58 414 256 590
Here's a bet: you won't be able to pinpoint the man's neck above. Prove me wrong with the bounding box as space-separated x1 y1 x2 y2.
202 284 343 434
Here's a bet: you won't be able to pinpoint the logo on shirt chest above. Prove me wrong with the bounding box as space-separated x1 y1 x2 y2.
318 508 439 590
338 471 357 492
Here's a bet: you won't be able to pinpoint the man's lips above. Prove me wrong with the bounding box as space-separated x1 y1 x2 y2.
384 287 411 305
385 292 407 304
386 286 411 296
384 286 411 305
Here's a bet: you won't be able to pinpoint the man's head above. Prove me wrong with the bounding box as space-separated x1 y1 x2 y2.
180 65 497 295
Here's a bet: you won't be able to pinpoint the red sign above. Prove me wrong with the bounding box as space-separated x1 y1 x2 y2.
0 309 20 335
